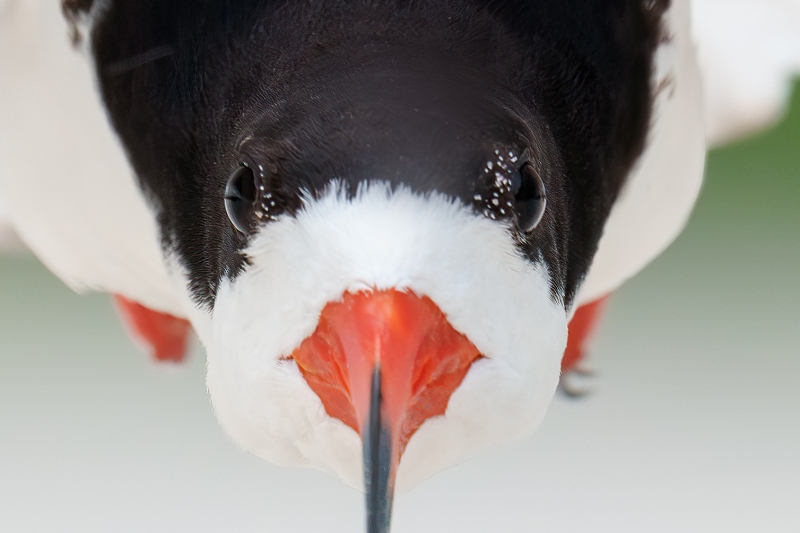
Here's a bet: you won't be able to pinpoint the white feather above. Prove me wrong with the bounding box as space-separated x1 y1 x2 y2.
203 184 567 491
581 0 800 305
0 0 181 314
578 0 707 305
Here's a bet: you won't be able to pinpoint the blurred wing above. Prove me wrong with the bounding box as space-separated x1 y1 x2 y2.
579 0 800 306
693 0 800 146
577 0 706 306
0 0 183 314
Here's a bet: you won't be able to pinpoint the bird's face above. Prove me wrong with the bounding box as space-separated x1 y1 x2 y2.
92 5 579 525
182 78 572 526
85 0 667 526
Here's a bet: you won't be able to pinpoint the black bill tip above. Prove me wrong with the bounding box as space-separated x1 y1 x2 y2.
364 366 394 533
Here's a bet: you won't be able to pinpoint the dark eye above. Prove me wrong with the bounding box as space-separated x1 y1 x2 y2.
224 164 258 234
514 163 546 233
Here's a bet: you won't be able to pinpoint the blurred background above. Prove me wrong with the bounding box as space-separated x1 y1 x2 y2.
0 73 798 532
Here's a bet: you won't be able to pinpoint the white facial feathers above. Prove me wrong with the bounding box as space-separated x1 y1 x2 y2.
204 183 567 490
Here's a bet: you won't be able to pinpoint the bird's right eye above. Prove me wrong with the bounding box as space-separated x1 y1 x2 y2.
224 164 258 234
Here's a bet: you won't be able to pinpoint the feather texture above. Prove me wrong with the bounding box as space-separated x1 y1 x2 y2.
0 0 182 313
1 0 796 317
577 0 706 305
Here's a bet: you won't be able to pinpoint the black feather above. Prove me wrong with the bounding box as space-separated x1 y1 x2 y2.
88 0 668 309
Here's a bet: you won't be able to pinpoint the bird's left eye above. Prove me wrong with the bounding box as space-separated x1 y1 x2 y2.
513 163 547 233
224 164 258 234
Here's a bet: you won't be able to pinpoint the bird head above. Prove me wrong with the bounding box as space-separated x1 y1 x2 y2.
203 76 568 528
91 2 656 530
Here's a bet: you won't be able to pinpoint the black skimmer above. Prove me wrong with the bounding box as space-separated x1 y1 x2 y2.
1 1 798 531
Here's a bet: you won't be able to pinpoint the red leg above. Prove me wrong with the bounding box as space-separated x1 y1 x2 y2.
562 295 610 373
113 295 192 363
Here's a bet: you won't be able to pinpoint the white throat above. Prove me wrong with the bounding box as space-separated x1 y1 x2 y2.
201 183 567 491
